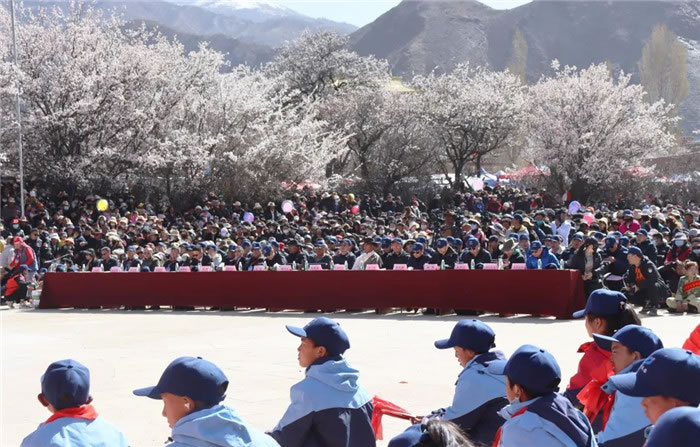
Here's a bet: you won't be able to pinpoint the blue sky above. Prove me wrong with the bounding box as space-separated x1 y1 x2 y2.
284 0 533 27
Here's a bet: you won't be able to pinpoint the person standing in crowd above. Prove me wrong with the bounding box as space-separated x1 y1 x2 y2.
666 233 692 264
625 246 667 315
566 290 640 423
569 237 603 296
428 238 458 269
525 241 560 270
592 325 663 447
488 345 596 447
421 320 507 446
22 359 129 447
667 260 699 313
270 318 374 447
608 348 700 425
134 356 278 447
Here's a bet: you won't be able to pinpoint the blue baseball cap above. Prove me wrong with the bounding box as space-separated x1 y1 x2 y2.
572 232 584 241
573 289 627 318
451 238 463 247
594 232 605 240
41 359 91 410
436 238 448 249
612 231 623 239
518 234 529 241
513 214 524 222
530 241 542 250
636 229 648 236
434 319 496 353
381 237 392 248
341 239 353 247
251 242 261 250
387 425 435 447
608 348 700 405
627 246 642 257
392 238 403 245
241 240 252 249
228 244 237 251
263 245 273 256
619 236 630 247
133 356 228 405
605 236 617 248
645 407 700 447
467 237 479 249
593 325 663 358
416 236 427 245
488 344 561 395
286 317 350 356
412 242 425 252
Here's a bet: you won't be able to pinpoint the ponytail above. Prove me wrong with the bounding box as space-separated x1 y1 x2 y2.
586 303 641 335
420 419 474 447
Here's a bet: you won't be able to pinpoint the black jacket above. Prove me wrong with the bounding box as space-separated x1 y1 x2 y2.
428 248 458 269
459 248 493 266
384 251 411 270
407 254 432 270
568 250 603 280
625 256 666 301
636 240 658 265
500 249 525 268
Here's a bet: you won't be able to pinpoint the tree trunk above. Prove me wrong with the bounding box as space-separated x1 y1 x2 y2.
475 155 482 176
453 163 464 192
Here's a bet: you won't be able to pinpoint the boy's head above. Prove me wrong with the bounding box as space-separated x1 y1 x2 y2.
133 356 228 428
434 319 496 368
608 348 700 424
593 325 663 373
39 359 91 412
286 317 350 368
488 344 561 403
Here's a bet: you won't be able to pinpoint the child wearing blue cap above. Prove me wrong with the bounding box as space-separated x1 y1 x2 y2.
488 345 596 447
21 359 129 447
397 319 507 446
644 406 700 447
607 347 700 425
270 317 375 447
134 356 279 447
566 289 640 431
592 325 663 447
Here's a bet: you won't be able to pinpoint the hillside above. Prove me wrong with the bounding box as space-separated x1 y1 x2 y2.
350 0 700 136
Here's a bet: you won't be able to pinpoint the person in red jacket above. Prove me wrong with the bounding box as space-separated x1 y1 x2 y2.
665 233 692 264
2 265 32 308
565 289 641 432
682 323 700 355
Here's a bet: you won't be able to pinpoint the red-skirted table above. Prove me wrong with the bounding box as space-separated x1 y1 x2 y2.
39 270 586 319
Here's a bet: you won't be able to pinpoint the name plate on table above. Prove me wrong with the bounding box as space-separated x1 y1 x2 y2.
253 265 266 271
365 264 380 270
179 266 191 272
278 265 293 271
424 264 438 271
154 267 166 272
91 267 103 272
482 263 499 270
223 265 237 272
454 263 469 270
110 267 122 272
511 263 526 270
393 264 407 270
199 266 212 272
128 267 140 272
333 264 346 270
309 264 323 271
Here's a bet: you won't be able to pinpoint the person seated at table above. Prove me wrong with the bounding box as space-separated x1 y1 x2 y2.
384 238 410 270
458 237 491 268
518 233 531 254
568 237 603 296
121 246 142 271
332 239 356 269
428 238 458 269
134 356 278 447
222 244 240 267
598 236 628 291
667 260 699 313
408 243 432 270
98 247 118 271
243 243 265 270
388 419 474 447
352 238 383 270
284 240 307 269
263 244 287 269
488 344 596 447
21 359 129 447
526 241 560 269
309 241 332 269
499 239 524 269
592 325 663 447
549 235 566 261
270 317 374 447
562 232 585 265
422 320 507 446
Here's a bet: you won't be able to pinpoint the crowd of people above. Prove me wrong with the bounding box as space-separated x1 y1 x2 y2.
2 180 699 312
19 312 700 447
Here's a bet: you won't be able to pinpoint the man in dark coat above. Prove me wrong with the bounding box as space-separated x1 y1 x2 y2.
625 246 668 315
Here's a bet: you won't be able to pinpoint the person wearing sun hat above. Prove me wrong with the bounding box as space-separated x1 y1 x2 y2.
21 359 128 446
643 406 700 447
270 317 375 447
133 356 278 447
488 345 596 447
592 325 663 447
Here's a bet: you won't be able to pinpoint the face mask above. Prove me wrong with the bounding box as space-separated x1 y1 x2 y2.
536 220 543 226
64 206 70 211
12 224 18 229
675 240 685 247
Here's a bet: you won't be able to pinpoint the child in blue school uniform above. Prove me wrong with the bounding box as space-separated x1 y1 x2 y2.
644 406 700 447
21 359 129 447
133 356 279 447
405 319 507 446
270 317 375 447
591 325 663 447
488 344 597 447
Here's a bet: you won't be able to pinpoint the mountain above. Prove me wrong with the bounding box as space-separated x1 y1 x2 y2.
350 0 700 136
168 0 302 22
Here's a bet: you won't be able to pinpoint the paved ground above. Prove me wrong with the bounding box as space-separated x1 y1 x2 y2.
1 307 698 447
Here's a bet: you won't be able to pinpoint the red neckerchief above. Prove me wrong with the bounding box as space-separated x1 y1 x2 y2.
45 404 98 424
492 406 528 447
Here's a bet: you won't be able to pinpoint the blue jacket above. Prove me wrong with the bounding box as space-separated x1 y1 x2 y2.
430 351 508 446
496 393 597 447
270 357 375 447
597 361 650 447
21 416 129 447
168 405 279 447
526 248 561 269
